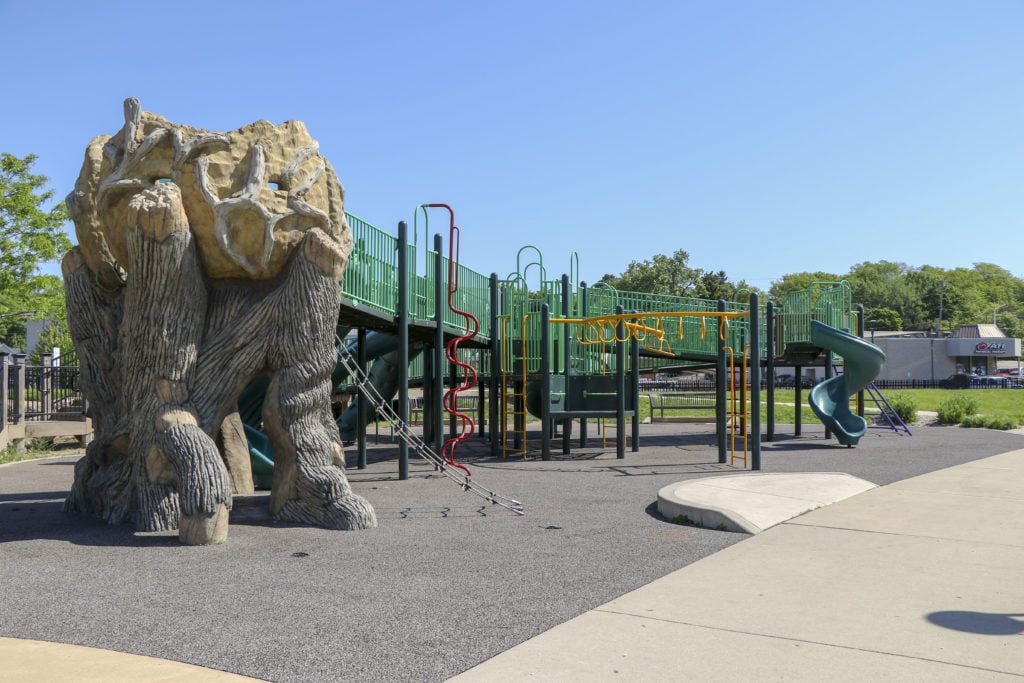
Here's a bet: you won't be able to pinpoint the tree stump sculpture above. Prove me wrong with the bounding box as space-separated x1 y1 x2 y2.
62 98 377 544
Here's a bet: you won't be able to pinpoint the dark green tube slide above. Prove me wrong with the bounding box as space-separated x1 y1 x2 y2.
808 320 885 446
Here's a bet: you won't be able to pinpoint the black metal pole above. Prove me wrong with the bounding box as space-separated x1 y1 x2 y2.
541 304 551 461
433 234 445 454
616 305 626 459
489 270 501 454
794 364 802 437
477 371 486 439
856 304 866 417
631 317 640 452
716 299 727 464
489 273 501 456
562 274 572 455
766 301 775 442
397 221 410 480
750 293 762 471
579 281 589 448
357 327 367 469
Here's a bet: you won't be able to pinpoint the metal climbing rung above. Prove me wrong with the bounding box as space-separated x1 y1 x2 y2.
335 339 524 515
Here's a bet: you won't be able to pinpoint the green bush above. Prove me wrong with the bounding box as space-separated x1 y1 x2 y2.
886 393 917 423
960 415 1020 430
937 394 980 424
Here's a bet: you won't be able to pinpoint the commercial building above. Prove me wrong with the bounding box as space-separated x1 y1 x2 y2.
869 324 1022 381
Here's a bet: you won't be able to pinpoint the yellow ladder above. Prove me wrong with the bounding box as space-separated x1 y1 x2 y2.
501 374 529 459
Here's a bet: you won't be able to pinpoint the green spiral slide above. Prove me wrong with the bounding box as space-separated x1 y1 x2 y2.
808 320 886 446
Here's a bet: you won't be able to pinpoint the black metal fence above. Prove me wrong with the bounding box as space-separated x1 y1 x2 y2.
640 377 1021 393
5 358 86 424
874 379 1023 391
873 380 945 391
4 362 17 423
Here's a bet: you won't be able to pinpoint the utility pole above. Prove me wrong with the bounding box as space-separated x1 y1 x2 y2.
937 280 945 334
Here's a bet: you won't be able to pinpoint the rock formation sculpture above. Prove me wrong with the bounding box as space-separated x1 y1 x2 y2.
62 98 377 544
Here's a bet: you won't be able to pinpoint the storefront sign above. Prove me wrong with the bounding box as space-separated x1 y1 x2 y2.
947 337 1021 357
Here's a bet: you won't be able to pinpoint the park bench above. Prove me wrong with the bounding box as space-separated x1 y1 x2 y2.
647 392 717 423
407 394 478 426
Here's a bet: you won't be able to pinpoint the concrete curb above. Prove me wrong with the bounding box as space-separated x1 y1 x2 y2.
657 472 877 533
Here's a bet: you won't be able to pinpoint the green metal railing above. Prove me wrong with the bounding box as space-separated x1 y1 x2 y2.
343 213 399 317
775 281 853 350
341 213 857 382
342 212 492 337
444 256 491 331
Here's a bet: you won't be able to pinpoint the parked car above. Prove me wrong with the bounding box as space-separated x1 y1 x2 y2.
775 374 815 388
939 374 971 389
970 376 1020 389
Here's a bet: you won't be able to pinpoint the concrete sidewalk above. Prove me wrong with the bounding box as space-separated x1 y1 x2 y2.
452 448 1024 681
0 637 264 682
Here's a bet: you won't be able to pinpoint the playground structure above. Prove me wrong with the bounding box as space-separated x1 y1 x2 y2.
241 206 888 486
59 99 887 545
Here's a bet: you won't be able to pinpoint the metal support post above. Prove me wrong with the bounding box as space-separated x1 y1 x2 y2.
616 305 625 460
397 221 410 479
750 293 762 470
716 300 727 464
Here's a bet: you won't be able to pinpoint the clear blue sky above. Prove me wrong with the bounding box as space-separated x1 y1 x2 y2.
3 1 1022 290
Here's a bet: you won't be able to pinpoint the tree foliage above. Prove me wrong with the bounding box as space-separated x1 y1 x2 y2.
601 244 1024 338
774 261 1024 334
864 307 902 331
0 152 71 349
768 271 842 303
602 250 758 301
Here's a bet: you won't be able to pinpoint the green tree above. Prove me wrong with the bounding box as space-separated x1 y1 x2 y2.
29 317 76 364
942 267 992 329
845 261 922 328
0 152 71 349
603 251 757 302
608 249 702 296
768 271 841 303
863 307 902 331
996 311 1021 339
693 270 733 301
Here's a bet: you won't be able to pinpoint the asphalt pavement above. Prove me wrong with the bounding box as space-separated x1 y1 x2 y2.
1 421 1021 682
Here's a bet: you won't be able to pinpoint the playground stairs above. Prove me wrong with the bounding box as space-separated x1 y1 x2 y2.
500 375 529 459
866 382 912 436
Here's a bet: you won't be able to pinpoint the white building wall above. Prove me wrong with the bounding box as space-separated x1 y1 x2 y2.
873 338 957 381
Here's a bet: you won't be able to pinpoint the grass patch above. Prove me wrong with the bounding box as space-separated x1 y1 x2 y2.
0 438 56 465
893 389 1024 423
670 514 697 526
0 436 85 465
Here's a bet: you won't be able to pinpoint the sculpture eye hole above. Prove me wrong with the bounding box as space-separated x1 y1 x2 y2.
156 178 173 184
268 181 285 191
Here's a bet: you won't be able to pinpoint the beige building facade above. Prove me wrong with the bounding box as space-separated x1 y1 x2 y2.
870 324 1021 381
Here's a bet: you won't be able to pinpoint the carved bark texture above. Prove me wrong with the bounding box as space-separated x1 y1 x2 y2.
63 100 376 544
